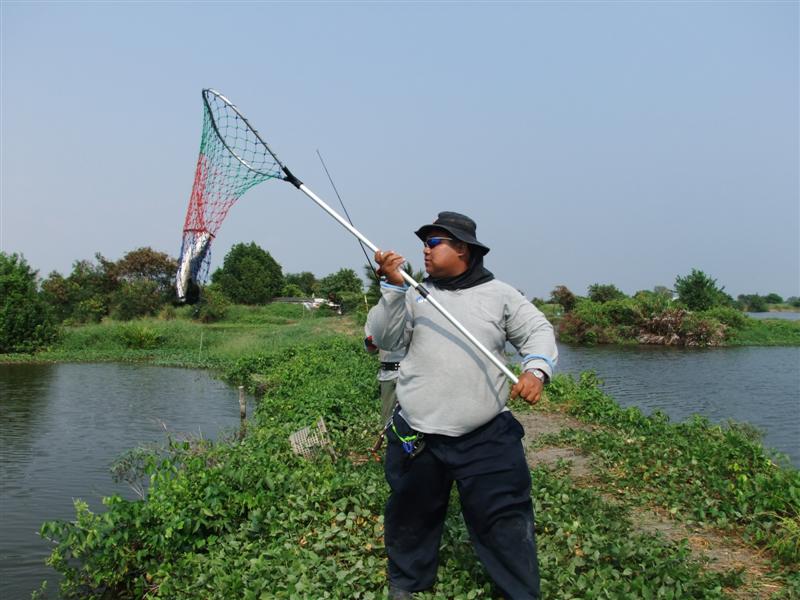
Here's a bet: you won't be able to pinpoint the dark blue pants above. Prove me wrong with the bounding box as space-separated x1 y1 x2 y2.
384 411 540 599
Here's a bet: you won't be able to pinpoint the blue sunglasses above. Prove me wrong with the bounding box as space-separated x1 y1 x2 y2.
424 236 454 248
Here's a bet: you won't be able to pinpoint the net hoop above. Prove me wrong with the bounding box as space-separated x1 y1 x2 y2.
201 89 288 178
176 89 288 301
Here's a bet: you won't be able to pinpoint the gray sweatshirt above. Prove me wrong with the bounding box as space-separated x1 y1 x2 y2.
366 279 558 436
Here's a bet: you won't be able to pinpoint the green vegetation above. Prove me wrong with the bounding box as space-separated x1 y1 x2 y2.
550 270 800 347
726 317 800 346
211 242 284 304
38 336 800 599
0 252 58 352
674 269 733 311
738 293 800 312
1 243 379 358
41 247 176 324
541 374 800 564
4 303 358 368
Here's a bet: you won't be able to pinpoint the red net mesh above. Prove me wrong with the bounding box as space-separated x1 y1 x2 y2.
177 90 283 300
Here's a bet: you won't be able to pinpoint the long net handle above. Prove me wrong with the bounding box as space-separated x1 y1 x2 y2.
297 183 519 385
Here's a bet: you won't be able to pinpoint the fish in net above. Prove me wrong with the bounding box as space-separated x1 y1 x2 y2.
176 90 283 302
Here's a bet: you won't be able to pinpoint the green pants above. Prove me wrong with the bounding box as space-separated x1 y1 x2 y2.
380 379 398 425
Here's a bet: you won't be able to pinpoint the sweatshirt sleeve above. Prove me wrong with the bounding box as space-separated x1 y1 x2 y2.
504 292 558 380
365 282 411 352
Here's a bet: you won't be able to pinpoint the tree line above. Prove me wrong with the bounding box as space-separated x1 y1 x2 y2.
2 244 795 354
0 242 373 353
535 269 798 346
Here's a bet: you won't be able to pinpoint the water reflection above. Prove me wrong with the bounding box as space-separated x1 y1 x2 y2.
553 344 800 466
0 363 253 600
0 364 58 483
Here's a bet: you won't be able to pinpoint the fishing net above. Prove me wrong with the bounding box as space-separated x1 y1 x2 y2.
289 417 337 459
176 90 285 301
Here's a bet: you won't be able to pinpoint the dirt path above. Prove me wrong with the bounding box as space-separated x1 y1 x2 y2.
516 409 784 599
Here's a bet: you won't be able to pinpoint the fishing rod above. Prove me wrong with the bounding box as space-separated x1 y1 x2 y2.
315 149 380 283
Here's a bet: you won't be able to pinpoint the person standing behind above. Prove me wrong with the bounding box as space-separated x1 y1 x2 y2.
363 328 405 425
367 211 557 600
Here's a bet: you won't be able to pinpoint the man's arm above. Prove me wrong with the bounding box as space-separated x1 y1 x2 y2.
365 249 412 352
505 293 559 405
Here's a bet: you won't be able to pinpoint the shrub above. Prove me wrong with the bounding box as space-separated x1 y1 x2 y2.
158 305 177 321
0 252 58 353
111 280 163 321
337 291 366 314
587 283 626 303
117 324 163 349
280 283 305 298
192 286 230 323
680 313 726 347
211 242 283 304
675 269 730 311
70 297 108 324
633 293 672 324
550 285 577 312
602 298 642 327
701 306 748 330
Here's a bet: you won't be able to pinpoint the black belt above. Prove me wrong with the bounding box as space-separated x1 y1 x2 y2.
380 362 400 371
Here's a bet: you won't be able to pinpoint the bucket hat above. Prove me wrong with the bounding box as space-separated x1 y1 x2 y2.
415 211 490 255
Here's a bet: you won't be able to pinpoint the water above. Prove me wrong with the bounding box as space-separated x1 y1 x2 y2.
0 363 253 600
1 350 798 598
553 344 800 466
747 311 800 321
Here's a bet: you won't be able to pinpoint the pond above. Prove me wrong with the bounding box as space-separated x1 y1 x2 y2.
0 363 254 600
554 344 800 467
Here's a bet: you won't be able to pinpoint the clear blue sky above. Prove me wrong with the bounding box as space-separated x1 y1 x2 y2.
2 1 798 299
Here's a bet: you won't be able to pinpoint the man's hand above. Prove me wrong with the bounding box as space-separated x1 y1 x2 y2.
374 250 406 286
510 371 544 405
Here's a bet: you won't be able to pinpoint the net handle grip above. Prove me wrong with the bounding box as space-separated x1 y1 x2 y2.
295 182 519 385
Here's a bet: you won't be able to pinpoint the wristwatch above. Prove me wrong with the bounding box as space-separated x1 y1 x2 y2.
529 369 548 384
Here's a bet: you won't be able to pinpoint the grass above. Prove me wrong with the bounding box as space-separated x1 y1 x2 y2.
1 302 362 370
39 339 800 600
726 318 800 346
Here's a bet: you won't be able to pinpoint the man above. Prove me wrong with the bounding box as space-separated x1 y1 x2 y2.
363 329 404 425
367 211 557 599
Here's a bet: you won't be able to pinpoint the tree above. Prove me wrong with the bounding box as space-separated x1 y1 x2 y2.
653 285 673 298
115 247 176 298
281 283 305 298
764 293 783 305
41 255 117 323
317 268 364 303
363 261 425 305
737 294 768 313
284 271 317 297
549 285 577 312
211 242 284 304
587 283 626 303
674 269 730 311
111 280 163 320
0 252 57 353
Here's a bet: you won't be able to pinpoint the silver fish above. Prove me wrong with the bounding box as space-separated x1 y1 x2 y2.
176 231 212 301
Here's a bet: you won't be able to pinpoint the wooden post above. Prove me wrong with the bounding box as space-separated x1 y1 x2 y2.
238 386 246 440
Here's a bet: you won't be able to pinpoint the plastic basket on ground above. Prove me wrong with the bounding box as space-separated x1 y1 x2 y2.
289 417 336 459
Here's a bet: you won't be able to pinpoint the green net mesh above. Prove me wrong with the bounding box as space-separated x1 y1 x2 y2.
177 90 283 301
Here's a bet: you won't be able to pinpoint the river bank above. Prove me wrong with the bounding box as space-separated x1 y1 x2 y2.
538 301 800 348
2 306 797 597
25 330 797 599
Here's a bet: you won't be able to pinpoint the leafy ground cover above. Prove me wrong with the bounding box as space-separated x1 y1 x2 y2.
37 335 799 599
725 318 800 346
525 374 800 598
